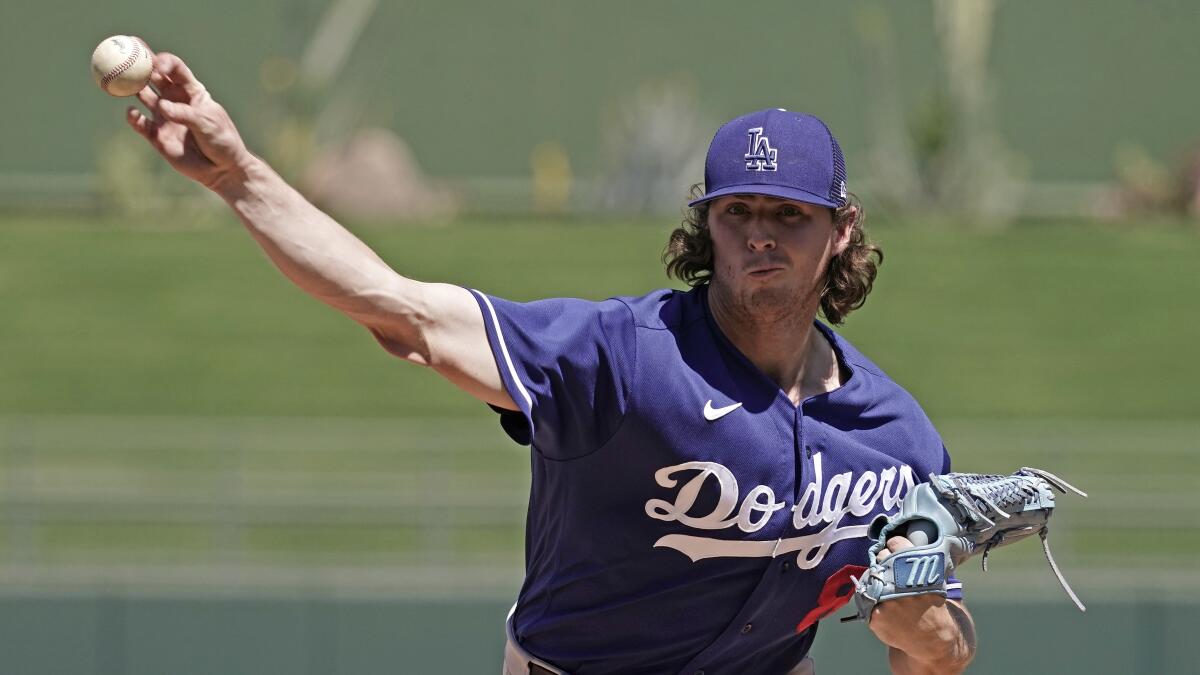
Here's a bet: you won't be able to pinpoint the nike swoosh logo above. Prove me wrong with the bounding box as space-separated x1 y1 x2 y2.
703 400 743 421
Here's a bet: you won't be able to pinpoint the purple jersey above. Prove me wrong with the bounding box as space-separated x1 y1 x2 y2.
470 285 961 675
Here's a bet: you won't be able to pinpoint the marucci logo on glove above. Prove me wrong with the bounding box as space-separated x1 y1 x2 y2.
894 552 944 589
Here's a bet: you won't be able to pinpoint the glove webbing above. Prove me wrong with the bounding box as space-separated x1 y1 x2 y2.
952 468 1088 612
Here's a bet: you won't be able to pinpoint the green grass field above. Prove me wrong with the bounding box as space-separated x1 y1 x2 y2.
2 215 1197 419
1 214 1197 595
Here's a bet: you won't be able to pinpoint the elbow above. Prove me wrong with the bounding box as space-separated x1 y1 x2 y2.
367 324 432 365
357 276 435 365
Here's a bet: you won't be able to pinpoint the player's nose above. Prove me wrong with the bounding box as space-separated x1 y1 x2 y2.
746 219 775 251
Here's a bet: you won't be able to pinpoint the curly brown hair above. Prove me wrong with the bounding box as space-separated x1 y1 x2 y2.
662 185 882 325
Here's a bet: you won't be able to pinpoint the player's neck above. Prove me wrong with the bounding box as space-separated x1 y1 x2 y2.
707 284 842 405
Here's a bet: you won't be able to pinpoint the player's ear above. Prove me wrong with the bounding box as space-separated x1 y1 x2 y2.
831 206 856 257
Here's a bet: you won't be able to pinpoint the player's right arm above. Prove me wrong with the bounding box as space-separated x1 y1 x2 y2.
125 52 515 411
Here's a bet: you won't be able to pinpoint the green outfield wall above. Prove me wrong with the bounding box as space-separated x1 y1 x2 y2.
5 0 1199 195
1 593 1192 674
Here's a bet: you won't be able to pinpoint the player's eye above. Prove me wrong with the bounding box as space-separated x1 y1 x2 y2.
727 203 749 215
779 205 804 218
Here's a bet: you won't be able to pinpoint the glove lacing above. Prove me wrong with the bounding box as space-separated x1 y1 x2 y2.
934 468 1088 612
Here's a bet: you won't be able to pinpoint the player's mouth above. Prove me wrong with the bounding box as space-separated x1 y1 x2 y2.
747 266 784 278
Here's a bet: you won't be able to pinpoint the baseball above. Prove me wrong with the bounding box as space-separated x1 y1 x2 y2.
91 35 154 97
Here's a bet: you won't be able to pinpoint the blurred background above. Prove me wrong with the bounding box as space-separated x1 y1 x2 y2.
2 1 1198 673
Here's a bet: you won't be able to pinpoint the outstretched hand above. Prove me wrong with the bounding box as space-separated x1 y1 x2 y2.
126 52 253 194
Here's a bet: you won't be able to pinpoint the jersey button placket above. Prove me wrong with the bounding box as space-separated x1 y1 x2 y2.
793 405 805 505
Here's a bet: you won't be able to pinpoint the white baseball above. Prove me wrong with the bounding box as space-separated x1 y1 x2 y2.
91 35 154 97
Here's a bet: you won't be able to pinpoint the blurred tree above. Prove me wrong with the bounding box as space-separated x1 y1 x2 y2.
933 0 1026 226
594 79 709 216
261 0 378 183
855 5 923 214
856 1 1026 226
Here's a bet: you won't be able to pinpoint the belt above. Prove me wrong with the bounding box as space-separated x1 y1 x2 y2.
504 604 814 675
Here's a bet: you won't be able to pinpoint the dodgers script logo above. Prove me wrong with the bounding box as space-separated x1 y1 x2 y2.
644 452 915 569
745 127 778 171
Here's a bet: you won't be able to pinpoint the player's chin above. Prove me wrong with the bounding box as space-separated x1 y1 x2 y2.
742 285 800 314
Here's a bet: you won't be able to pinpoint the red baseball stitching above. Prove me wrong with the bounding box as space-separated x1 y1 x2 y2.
101 37 143 90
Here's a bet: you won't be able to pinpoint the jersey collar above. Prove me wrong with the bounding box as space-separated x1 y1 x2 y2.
696 284 857 407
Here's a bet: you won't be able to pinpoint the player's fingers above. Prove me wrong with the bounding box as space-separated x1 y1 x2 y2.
125 107 158 141
149 67 168 91
875 536 914 563
155 98 203 128
137 86 162 115
152 52 206 97
125 107 147 137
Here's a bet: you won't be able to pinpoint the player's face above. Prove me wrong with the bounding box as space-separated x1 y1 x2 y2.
706 194 851 319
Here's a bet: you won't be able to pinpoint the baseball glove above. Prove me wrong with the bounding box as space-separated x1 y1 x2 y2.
842 467 1087 624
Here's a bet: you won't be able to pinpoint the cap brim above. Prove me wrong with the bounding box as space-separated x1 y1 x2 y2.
687 184 840 209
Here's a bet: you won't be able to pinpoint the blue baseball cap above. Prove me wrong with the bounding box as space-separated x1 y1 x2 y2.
689 108 848 209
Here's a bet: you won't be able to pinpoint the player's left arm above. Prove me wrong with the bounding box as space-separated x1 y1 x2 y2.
869 537 977 675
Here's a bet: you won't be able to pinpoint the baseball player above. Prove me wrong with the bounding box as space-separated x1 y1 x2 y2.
127 52 977 674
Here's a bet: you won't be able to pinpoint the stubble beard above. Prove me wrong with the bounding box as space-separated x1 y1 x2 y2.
713 274 823 334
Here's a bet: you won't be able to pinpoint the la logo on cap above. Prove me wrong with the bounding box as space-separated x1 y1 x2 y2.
744 127 777 172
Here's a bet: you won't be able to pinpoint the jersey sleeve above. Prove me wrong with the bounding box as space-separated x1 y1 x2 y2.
468 290 636 460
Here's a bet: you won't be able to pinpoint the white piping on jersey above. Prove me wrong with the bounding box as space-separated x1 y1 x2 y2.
472 290 534 412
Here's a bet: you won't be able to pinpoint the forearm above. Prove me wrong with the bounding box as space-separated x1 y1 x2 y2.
126 51 443 367
884 600 976 675
889 646 969 675
214 155 424 330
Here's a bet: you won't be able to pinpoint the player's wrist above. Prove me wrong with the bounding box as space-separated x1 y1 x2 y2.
211 152 272 203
